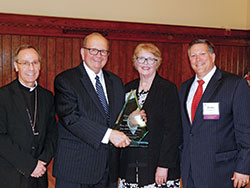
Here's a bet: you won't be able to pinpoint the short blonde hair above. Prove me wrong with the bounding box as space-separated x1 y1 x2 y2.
132 43 162 66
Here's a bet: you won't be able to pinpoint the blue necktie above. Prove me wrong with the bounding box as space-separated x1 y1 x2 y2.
95 75 109 118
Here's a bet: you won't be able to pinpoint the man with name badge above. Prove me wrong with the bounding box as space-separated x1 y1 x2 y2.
179 39 250 188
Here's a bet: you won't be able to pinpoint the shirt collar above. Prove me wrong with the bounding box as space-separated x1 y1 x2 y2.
18 80 37 92
194 65 217 84
83 61 104 81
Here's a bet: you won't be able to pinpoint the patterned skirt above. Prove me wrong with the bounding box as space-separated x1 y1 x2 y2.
119 178 180 188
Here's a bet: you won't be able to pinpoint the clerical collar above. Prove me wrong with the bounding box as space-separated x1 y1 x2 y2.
18 80 38 92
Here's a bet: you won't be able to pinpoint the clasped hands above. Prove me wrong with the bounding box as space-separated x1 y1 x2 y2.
109 109 146 148
30 160 47 178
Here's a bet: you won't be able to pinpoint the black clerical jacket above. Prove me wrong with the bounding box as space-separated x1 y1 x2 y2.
0 79 57 188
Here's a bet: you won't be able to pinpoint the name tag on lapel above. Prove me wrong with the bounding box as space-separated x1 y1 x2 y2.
203 102 220 120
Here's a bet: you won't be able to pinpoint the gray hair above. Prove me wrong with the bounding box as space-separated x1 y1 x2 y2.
14 44 41 62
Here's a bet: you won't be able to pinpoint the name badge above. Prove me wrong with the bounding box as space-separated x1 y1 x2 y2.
203 102 220 120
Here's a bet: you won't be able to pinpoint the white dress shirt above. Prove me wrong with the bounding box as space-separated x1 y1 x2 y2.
83 61 112 144
186 66 217 122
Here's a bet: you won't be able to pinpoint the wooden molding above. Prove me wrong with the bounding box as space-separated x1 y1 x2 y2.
0 13 249 45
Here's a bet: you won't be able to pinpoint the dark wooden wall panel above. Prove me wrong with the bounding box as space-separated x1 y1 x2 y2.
237 46 244 75
0 37 249 89
126 41 139 83
55 38 64 76
47 38 56 92
64 38 73 70
2 35 12 86
247 47 250 74
118 41 128 82
72 38 81 68
11 35 20 80
39 37 48 89
0 13 249 188
21 36 30 45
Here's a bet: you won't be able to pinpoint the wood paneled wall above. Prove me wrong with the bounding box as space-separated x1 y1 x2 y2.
0 13 249 188
0 13 249 90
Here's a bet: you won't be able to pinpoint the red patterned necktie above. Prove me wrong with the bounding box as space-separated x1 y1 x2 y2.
191 80 205 123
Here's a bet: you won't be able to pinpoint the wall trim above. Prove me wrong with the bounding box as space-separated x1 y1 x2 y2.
0 13 249 45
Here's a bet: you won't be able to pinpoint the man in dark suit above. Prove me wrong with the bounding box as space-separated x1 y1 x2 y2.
53 32 131 188
179 39 250 188
0 45 57 188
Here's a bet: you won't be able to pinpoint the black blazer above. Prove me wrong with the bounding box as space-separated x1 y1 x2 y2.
179 68 250 188
0 80 57 188
119 73 182 185
53 64 124 184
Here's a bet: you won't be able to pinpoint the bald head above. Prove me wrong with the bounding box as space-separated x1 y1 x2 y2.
83 32 109 50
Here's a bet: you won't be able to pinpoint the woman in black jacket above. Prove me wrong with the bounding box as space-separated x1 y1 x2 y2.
119 43 182 188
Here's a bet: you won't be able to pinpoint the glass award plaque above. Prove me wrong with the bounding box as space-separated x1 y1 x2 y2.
115 90 148 147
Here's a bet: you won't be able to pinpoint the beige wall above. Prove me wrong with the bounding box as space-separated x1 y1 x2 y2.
248 0 250 28
0 0 249 29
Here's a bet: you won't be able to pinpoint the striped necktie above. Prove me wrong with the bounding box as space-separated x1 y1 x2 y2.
95 75 109 117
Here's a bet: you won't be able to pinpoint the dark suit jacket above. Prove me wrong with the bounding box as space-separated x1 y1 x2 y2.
179 68 250 188
0 79 57 188
52 64 124 184
119 74 182 185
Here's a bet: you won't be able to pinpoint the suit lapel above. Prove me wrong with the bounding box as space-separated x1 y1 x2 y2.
141 75 158 128
183 78 194 127
10 80 34 135
79 65 107 119
192 69 222 129
104 71 114 124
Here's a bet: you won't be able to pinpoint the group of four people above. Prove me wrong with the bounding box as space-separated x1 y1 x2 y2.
0 32 249 188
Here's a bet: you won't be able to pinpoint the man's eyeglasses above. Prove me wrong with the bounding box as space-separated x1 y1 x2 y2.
136 57 158 65
83 47 109 56
16 61 40 67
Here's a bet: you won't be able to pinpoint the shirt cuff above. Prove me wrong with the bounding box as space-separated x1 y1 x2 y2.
101 128 112 144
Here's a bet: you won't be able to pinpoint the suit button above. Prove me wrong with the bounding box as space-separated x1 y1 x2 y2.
190 133 193 136
32 146 35 150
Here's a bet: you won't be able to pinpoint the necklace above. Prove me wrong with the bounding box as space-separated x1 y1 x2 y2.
26 89 39 135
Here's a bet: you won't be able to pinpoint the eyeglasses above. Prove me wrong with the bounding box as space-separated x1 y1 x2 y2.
136 57 158 65
16 61 40 67
83 47 109 56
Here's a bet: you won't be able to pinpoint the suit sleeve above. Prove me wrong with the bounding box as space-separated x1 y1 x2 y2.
233 79 250 175
158 84 182 168
0 92 37 178
54 75 108 150
38 93 58 164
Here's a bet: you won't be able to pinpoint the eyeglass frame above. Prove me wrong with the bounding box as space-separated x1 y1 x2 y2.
83 47 110 56
136 56 158 65
15 60 40 67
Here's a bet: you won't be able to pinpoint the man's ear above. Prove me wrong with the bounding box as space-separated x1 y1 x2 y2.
80 48 85 61
212 53 216 63
13 62 18 72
